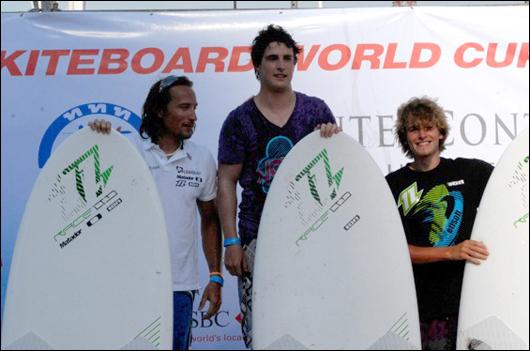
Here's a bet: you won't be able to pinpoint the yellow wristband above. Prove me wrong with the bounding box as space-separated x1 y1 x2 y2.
209 272 223 277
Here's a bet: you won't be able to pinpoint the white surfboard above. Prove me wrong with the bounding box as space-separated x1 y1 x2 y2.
457 129 529 350
253 131 421 350
1 128 173 350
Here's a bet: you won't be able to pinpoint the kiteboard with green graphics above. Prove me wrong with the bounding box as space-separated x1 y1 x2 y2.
458 129 529 350
253 131 421 350
1 128 172 350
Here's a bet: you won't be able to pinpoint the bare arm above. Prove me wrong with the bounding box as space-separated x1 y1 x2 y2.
218 163 241 241
196 199 222 319
409 240 489 265
217 163 248 277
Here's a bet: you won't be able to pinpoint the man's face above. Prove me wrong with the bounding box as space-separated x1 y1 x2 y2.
161 85 198 140
406 116 444 159
257 41 295 92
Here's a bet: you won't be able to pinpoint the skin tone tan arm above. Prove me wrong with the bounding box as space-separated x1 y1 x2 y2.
409 240 489 265
217 163 248 277
196 199 223 319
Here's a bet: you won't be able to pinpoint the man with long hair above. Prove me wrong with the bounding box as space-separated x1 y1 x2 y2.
90 76 222 350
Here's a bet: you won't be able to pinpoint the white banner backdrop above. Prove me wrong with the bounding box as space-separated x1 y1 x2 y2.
1 6 528 350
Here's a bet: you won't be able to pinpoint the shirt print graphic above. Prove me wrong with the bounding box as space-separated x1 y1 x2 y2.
257 136 293 194
412 184 464 247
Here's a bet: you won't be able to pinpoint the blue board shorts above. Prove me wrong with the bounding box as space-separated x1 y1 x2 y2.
173 290 197 350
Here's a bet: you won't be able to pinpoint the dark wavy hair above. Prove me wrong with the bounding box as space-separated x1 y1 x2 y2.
140 75 193 144
251 24 300 79
395 96 450 159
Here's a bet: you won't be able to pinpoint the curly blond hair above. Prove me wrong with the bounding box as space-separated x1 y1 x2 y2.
395 96 450 158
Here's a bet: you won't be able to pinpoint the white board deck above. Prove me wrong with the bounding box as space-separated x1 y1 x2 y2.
253 131 421 350
1 128 173 350
457 128 529 350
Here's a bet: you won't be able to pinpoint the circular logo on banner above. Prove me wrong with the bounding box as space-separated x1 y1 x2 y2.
38 103 141 168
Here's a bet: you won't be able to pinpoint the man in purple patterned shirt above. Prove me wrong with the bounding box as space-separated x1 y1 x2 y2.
217 24 340 348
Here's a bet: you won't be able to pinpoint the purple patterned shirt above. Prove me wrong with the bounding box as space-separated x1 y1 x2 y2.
218 91 335 245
